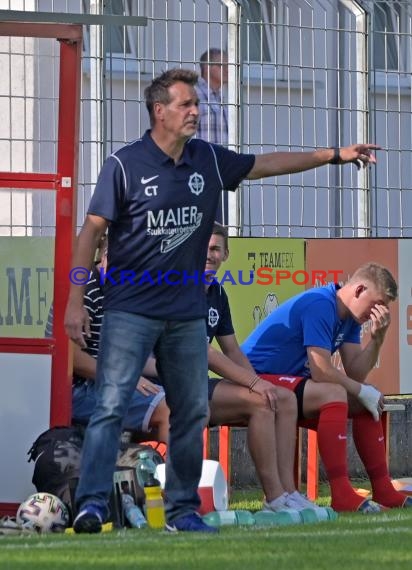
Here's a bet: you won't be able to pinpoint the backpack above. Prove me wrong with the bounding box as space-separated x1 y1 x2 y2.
116 442 166 472
27 426 85 522
27 427 166 525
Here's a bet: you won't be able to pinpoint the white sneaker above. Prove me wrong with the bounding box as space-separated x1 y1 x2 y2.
263 496 302 524
263 492 289 512
285 491 323 511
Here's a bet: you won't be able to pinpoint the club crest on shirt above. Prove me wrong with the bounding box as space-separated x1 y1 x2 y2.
188 172 204 195
208 306 219 328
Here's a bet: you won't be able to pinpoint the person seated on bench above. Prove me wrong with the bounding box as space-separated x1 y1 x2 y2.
242 262 412 513
206 223 322 512
45 235 169 443
151 222 321 513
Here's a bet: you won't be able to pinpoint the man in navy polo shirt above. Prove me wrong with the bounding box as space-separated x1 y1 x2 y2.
64 67 380 533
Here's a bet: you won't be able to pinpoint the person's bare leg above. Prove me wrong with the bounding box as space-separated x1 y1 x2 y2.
272 387 298 492
149 398 170 444
209 380 285 502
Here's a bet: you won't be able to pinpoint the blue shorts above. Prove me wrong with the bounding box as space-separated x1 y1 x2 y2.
72 381 165 433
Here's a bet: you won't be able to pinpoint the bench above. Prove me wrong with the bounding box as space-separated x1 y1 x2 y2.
204 401 406 498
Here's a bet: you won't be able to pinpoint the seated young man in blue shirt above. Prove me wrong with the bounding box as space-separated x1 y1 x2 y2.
242 263 412 513
46 236 169 443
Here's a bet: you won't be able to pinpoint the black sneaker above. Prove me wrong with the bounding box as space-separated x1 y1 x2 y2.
165 512 219 533
73 504 105 534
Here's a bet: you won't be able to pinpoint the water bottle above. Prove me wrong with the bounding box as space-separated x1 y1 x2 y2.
298 508 319 524
202 510 255 527
121 493 147 528
300 506 338 523
136 451 159 488
144 474 166 529
253 509 302 527
318 506 338 521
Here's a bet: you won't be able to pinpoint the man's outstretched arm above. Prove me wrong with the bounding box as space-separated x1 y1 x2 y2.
247 144 380 180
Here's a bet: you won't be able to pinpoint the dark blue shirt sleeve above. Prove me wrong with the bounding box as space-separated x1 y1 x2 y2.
216 289 235 337
87 155 126 221
210 144 255 191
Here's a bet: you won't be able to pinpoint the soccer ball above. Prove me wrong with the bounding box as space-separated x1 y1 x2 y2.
16 492 69 533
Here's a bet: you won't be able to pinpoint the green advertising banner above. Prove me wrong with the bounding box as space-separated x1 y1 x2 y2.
0 237 54 338
0 236 305 342
221 237 305 343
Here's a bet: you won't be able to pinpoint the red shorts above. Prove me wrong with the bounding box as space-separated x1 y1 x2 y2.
259 374 310 422
259 373 305 391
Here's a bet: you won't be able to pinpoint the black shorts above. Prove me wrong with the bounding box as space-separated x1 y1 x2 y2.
294 377 309 421
208 377 221 401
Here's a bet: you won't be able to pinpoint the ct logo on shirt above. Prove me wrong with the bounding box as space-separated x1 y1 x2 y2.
140 175 159 197
188 172 204 196
144 185 158 197
208 306 219 328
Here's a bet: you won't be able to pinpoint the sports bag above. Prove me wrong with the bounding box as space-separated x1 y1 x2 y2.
27 427 166 524
27 425 84 520
116 442 165 471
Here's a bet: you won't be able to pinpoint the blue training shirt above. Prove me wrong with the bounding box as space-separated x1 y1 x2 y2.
241 283 361 377
87 131 255 320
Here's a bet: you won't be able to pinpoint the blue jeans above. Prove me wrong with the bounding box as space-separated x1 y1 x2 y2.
72 381 165 433
75 310 208 523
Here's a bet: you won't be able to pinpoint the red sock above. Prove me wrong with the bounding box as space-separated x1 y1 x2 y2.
316 402 365 512
352 412 407 507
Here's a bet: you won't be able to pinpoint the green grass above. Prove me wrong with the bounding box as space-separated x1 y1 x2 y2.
1 486 412 570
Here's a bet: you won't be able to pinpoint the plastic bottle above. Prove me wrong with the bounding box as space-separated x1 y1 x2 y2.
144 474 166 529
253 509 302 527
300 506 338 523
136 451 159 488
121 493 147 528
319 506 338 521
298 508 319 524
202 510 255 527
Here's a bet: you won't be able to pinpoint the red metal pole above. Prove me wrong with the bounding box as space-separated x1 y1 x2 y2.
50 29 82 426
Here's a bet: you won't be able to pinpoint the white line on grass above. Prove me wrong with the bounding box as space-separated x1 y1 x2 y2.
1 525 412 550
254 526 412 539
